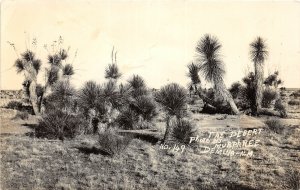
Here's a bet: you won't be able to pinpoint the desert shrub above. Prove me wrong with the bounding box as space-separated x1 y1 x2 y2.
262 88 277 108
172 119 197 144
14 111 29 120
35 110 86 140
229 82 242 99
290 90 300 98
6 101 23 110
131 95 157 121
285 169 300 190
264 119 284 134
274 99 287 118
98 128 132 156
288 100 300 106
116 109 139 130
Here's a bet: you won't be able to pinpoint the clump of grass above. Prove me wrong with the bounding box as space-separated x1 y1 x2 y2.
264 118 285 134
6 100 23 110
285 169 300 190
98 128 132 156
36 110 86 140
288 100 300 106
172 119 197 144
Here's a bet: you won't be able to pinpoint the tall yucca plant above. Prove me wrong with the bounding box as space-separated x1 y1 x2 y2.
250 37 268 114
195 34 239 115
155 83 188 142
14 50 41 116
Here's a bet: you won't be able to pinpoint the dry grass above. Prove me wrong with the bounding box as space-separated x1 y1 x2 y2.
1 89 300 190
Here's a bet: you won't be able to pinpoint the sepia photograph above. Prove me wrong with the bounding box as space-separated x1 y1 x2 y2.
0 0 300 189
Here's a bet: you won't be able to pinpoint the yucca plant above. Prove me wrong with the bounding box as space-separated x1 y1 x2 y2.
44 80 76 113
77 81 103 117
130 95 157 121
155 83 188 142
14 50 41 115
187 62 201 94
127 75 148 98
11 37 76 115
250 37 268 115
105 64 122 80
195 34 239 115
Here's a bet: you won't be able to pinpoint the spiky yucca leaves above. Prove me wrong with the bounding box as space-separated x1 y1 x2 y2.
239 72 256 112
44 80 76 112
130 95 157 121
128 75 148 97
155 83 188 117
264 71 282 88
102 80 123 110
62 64 74 76
36 109 85 140
77 81 103 116
14 59 24 73
21 50 35 62
32 59 41 74
48 54 62 67
250 37 268 114
128 75 145 89
196 35 225 83
172 119 197 144
59 49 68 60
105 64 122 80
187 62 201 87
250 37 268 64
195 34 239 114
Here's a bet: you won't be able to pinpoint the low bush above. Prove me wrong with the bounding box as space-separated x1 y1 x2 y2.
264 119 284 134
288 100 300 106
6 101 23 110
98 128 132 156
274 99 287 118
262 88 277 108
172 119 197 144
35 110 86 140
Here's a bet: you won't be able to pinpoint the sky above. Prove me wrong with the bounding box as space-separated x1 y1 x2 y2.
1 0 300 90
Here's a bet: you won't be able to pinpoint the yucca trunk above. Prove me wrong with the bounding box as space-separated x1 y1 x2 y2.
24 66 40 116
215 80 239 115
254 62 264 114
163 115 177 142
28 80 40 116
